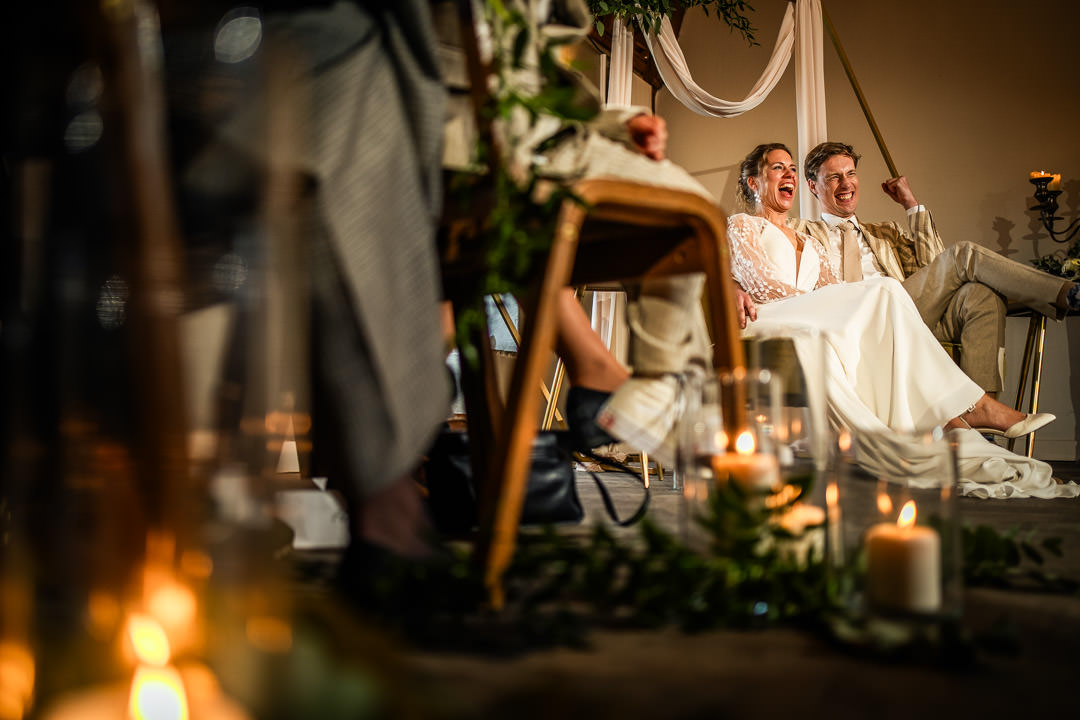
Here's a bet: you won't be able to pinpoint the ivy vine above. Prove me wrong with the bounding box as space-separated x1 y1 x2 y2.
450 1 597 366
588 0 758 45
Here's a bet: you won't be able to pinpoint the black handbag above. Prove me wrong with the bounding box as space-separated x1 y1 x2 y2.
424 429 649 534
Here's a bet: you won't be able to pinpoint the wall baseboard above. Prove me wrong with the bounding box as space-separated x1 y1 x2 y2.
1030 439 1079 463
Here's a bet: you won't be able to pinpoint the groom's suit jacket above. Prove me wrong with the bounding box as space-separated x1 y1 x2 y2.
787 208 944 280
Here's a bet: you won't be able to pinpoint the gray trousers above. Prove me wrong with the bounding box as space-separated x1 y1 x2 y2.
901 241 1068 393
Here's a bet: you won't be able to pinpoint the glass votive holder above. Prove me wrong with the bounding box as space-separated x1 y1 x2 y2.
743 331 829 478
678 369 786 551
832 427 962 623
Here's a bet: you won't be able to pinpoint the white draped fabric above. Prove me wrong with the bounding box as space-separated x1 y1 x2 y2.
591 19 636 364
794 0 826 218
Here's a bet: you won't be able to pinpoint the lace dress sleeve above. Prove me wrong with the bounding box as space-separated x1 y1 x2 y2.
808 232 840 289
727 213 802 304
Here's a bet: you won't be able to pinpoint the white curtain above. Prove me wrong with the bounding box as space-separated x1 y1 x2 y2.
794 0 827 218
591 18 636 365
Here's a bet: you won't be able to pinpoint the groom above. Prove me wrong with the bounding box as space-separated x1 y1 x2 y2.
784 141 1078 396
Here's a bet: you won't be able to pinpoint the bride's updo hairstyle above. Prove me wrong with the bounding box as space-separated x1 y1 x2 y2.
736 142 793 213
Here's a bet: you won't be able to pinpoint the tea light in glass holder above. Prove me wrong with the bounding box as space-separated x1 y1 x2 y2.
711 430 780 492
864 499 941 613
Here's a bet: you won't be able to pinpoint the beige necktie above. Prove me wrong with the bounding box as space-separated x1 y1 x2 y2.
839 221 863 283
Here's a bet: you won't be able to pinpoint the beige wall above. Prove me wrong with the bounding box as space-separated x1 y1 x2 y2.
650 0 1080 459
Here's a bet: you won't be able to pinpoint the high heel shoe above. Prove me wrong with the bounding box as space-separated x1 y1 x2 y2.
969 412 1056 439
566 386 616 451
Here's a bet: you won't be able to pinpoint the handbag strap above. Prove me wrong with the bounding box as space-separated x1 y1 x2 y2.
575 448 651 527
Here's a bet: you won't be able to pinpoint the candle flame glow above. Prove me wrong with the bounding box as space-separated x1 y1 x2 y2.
897 500 917 528
837 429 852 453
826 482 838 507
0 641 35 720
876 493 893 515
714 430 728 450
128 665 189 720
765 483 801 509
146 582 196 642
734 431 755 455
126 614 171 667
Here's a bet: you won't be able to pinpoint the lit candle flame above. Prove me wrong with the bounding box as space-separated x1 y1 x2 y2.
826 482 838 507
876 493 893 515
897 500 917 528
837 429 852 453
128 665 189 720
734 431 755 455
126 614 171 667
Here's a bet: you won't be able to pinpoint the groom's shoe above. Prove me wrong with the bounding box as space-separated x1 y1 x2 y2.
972 412 1056 439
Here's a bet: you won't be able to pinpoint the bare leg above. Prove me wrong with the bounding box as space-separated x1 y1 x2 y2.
944 393 1026 432
554 288 628 392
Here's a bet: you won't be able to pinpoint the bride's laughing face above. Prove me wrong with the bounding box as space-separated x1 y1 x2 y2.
753 149 798 214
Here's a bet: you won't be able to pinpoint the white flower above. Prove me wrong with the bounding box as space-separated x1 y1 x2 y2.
1064 257 1080 279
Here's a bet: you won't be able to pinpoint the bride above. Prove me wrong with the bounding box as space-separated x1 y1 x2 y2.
728 143 1076 498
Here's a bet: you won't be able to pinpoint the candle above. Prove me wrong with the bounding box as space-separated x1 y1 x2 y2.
825 481 843 566
864 500 941 613
710 430 780 492
1049 173 1062 191
1030 170 1052 180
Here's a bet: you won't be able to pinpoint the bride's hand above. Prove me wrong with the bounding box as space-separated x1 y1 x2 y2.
735 286 757 329
626 114 667 161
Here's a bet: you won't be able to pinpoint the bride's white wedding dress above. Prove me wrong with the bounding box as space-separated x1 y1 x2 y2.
728 213 1078 499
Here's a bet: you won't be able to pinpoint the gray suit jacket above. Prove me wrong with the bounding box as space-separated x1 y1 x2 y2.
788 208 943 280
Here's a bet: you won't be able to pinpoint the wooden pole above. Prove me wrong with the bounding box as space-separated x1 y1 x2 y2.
822 5 900 178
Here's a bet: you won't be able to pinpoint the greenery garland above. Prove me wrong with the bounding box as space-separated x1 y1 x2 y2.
588 0 758 45
352 466 1076 659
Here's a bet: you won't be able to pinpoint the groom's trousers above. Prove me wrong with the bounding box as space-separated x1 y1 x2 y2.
901 241 1069 394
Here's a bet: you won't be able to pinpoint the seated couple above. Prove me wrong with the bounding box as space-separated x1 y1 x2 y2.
564 141 1080 498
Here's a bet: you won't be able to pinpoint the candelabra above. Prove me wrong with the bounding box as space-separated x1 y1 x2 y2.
1029 172 1080 244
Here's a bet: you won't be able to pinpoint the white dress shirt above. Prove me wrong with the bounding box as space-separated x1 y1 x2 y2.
820 206 925 280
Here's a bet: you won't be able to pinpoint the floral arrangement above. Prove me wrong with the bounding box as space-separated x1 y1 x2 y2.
1031 238 1080 281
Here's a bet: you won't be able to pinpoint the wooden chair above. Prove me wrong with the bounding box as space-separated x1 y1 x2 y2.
443 180 745 607
438 1 745 608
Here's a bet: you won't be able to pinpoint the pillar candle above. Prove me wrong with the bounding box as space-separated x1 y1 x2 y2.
711 438 779 492
864 500 941 613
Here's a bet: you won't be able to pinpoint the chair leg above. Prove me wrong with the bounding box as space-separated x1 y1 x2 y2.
1008 314 1040 454
473 205 586 609
491 293 565 427
1023 315 1048 458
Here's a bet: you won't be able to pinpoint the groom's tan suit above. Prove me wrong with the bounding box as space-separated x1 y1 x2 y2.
789 210 1069 393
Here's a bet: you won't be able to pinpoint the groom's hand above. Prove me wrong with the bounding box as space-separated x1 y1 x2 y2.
735 286 757 329
881 176 918 210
